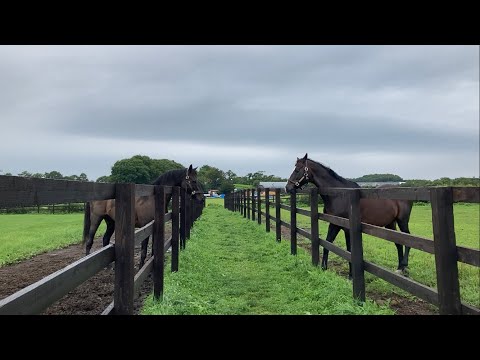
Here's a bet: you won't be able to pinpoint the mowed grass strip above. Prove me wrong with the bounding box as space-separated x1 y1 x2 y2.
141 204 393 315
0 214 106 266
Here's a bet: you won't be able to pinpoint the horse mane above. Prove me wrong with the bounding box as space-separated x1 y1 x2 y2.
307 158 360 187
151 168 186 185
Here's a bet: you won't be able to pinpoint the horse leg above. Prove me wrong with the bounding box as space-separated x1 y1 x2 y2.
385 221 405 274
86 215 104 255
396 219 411 275
102 216 115 247
321 223 341 271
140 236 149 268
344 229 352 280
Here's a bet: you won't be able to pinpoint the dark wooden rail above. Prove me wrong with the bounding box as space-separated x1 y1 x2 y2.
0 245 115 315
225 185 480 315
0 175 204 315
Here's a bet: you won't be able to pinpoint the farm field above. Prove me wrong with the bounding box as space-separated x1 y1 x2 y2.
241 197 479 308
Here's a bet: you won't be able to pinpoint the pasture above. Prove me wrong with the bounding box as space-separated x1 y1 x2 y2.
0 214 106 266
258 199 479 308
141 203 393 315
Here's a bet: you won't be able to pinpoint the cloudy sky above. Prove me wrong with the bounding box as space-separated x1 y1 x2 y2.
0 45 478 181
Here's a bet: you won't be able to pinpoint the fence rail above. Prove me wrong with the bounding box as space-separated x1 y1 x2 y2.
225 186 480 315
0 175 204 315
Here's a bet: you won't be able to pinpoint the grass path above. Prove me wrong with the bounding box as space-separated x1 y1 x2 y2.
141 204 393 315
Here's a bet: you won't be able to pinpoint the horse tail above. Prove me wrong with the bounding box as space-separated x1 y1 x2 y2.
82 201 91 244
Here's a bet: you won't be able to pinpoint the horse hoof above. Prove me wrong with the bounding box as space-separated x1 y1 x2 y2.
395 269 409 277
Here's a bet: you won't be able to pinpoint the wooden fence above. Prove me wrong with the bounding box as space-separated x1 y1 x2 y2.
224 186 480 315
0 175 204 315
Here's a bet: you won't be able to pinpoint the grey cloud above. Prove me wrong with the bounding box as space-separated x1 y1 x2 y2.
0 45 478 181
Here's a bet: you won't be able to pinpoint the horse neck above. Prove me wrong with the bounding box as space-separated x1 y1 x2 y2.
309 162 355 189
309 161 358 213
153 170 185 187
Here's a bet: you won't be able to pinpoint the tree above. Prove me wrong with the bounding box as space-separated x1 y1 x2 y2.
198 165 225 190
18 171 32 177
219 180 235 194
110 155 185 184
111 156 154 184
351 174 404 182
225 170 237 181
44 171 63 180
78 173 89 182
96 175 113 183
150 158 184 179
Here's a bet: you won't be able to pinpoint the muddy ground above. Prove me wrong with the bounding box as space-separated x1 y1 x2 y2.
0 236 157 315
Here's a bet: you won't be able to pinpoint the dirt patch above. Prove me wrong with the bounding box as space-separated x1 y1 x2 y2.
0 236 160 315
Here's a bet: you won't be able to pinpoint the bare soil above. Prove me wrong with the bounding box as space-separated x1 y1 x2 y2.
0 237 156 315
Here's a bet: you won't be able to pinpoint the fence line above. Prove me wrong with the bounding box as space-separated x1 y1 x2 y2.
225 186 480 315
0 175 204 315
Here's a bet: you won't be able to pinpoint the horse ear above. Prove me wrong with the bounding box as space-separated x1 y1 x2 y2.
303 153 308 160
188 164 193 172
193 167 198 171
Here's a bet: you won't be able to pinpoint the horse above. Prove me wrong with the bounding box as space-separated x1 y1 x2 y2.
285 153 413 278
82 165 204 267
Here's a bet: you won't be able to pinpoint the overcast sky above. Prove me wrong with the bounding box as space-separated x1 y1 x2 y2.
0 45 478 181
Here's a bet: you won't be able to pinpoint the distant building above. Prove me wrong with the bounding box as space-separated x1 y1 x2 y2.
258 181 288 196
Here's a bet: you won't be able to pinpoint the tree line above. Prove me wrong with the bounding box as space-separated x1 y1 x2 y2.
3 156 478 193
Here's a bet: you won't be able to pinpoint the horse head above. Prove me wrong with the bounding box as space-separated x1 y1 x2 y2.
285 153 311 194
182 164 204 203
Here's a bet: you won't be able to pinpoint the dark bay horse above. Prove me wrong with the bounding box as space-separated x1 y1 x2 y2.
285 153 413 277
83 165 203 267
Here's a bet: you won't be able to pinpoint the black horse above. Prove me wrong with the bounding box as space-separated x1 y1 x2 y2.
285 153 413 277
83 165 204 267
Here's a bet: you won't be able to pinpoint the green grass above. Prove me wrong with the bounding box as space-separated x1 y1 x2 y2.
205 197 224 206
141 203 393 315
0 214 106 266
262 202 479 308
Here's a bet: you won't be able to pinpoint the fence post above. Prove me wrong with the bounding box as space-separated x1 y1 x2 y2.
265 188 270 232
243 190 247 218
171 186 180 272
153 185 166 300
190 197 194 228
114 183 135 315
185 193 191 240
252 188 255 221
257 188 261 225
247 189 251 220
290 191 297 255
431 187 462 314
310 188 319 266
180 188 186 249
275 188 281 242
349 189 365 302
